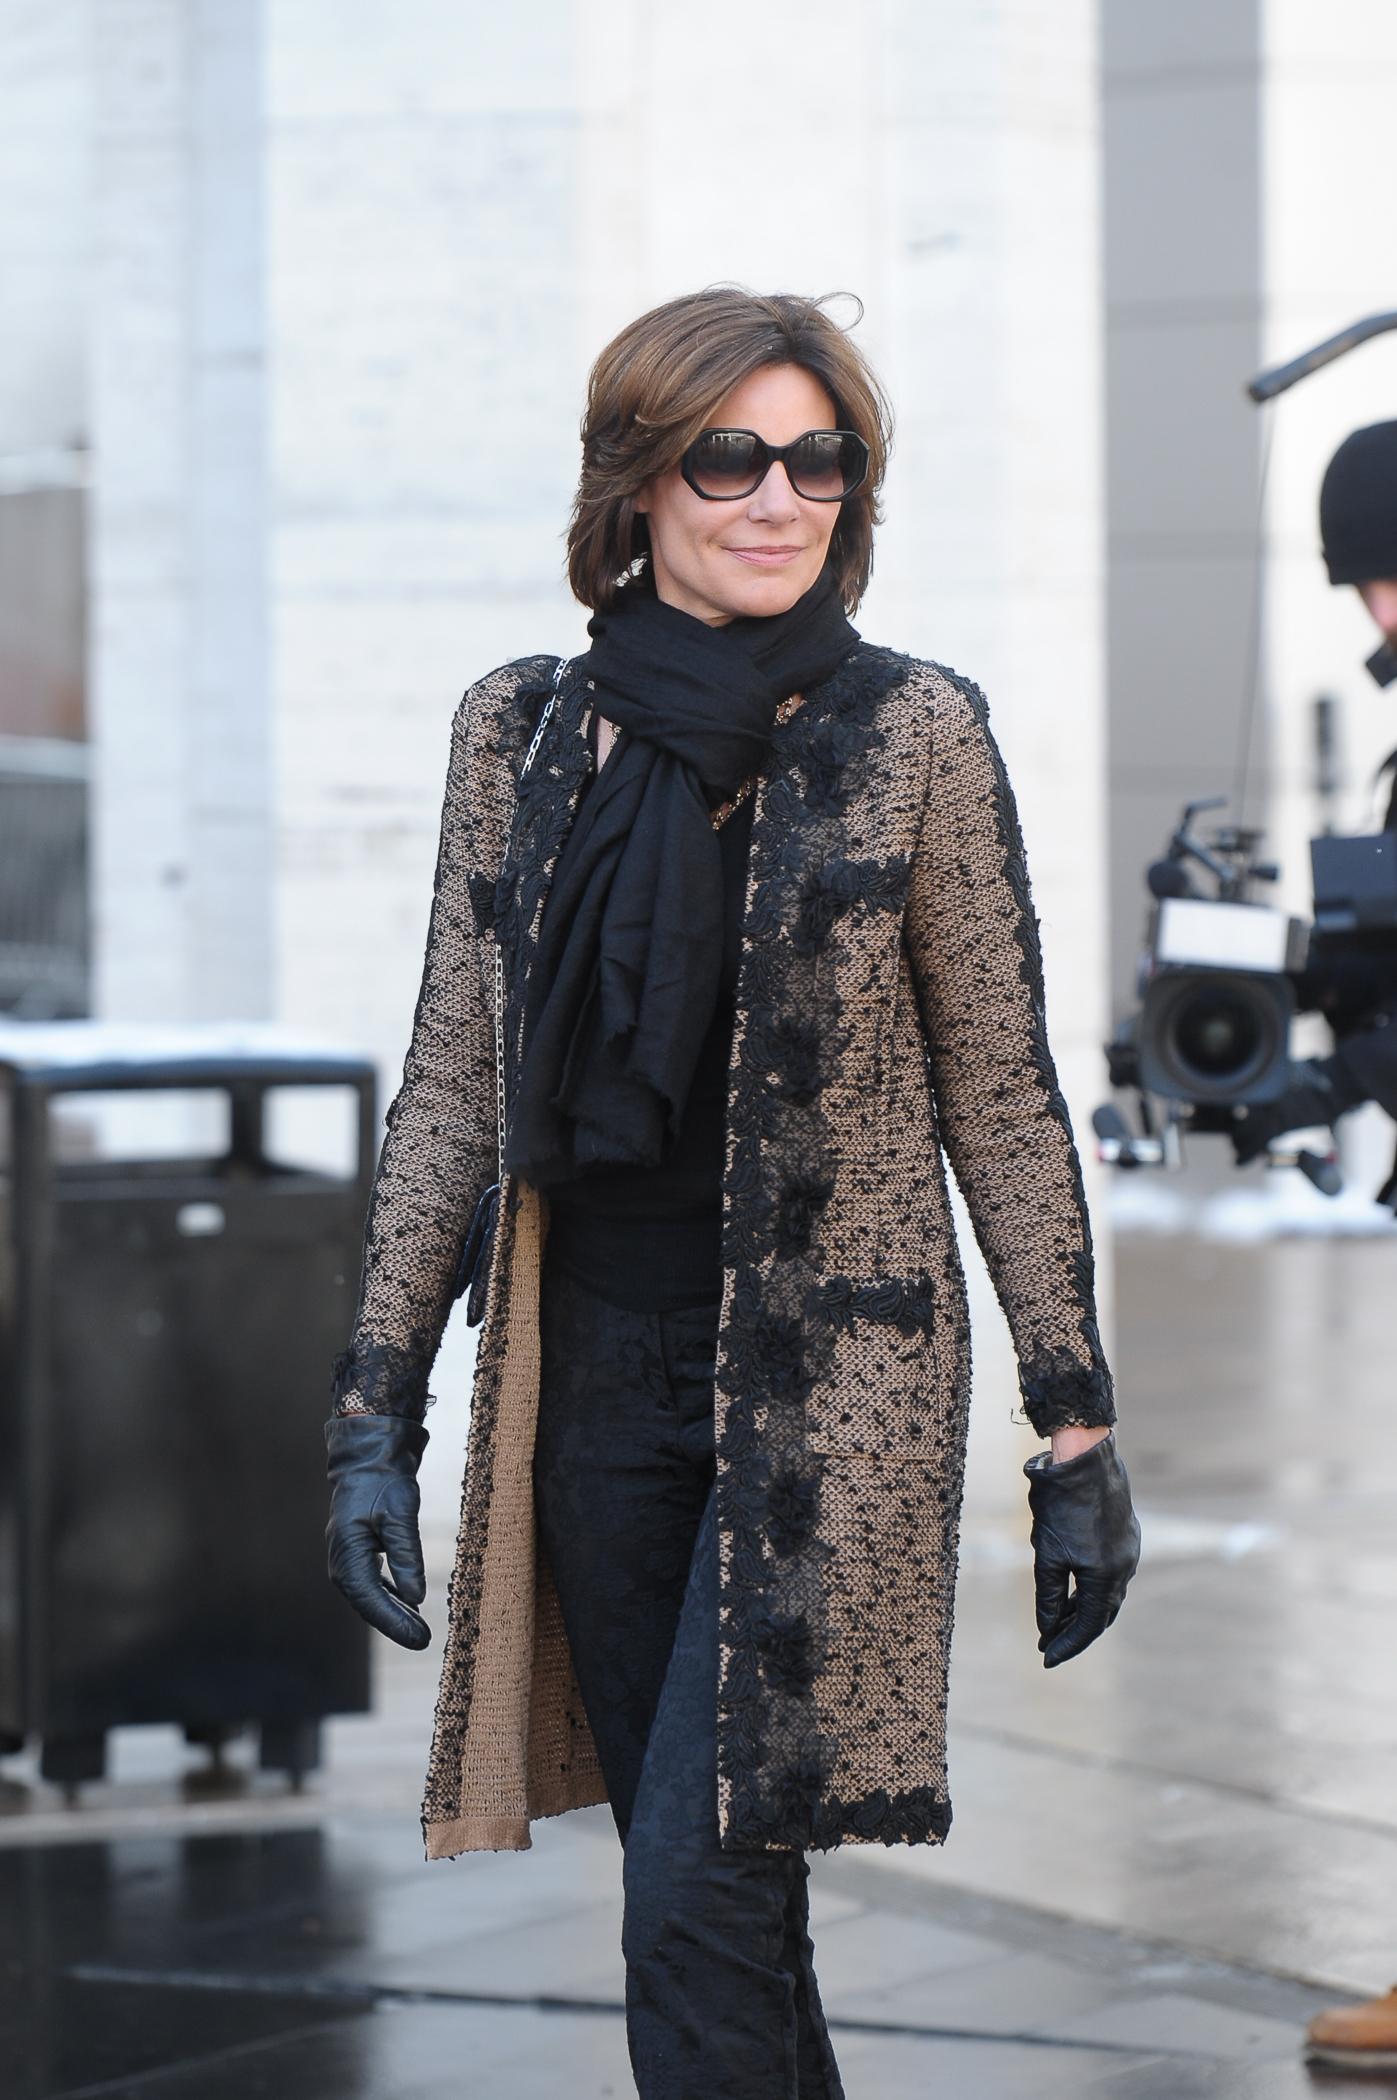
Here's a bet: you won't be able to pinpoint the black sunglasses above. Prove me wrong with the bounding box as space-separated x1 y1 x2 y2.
679 427 870 503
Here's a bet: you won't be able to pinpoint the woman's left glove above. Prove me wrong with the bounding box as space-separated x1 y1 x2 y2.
1023 1431 1141 1668
325 1414 431 1650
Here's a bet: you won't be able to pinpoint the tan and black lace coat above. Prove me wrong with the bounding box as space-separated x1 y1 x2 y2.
332 643 1116 1861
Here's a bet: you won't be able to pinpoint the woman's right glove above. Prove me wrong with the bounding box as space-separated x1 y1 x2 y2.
1023 1430 1141 1668
325 1414 431 1650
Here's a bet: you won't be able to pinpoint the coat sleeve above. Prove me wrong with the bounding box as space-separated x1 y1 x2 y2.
903 664 1116 1437
329 660 545 1420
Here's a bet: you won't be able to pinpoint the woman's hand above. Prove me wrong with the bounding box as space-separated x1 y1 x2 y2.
325 1414 432 1650
1023 1429 1141 1668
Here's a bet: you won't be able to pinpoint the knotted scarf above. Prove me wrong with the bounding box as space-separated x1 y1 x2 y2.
502 559 858 1190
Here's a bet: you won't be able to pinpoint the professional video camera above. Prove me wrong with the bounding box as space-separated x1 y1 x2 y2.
1099 794 1397 1189
1097 311 1397 1197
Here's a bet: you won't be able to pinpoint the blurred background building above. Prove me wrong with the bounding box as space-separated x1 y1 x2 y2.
6 9 1397 2091
3 0 1396 1424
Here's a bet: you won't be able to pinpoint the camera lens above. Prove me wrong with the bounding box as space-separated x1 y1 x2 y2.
1173 989 1264 1081
1139 968 1292 1104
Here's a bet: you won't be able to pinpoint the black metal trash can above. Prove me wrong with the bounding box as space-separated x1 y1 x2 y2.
0 1021 375 1790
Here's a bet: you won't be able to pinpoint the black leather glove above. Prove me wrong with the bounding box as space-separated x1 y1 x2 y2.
325 1414 431 1650
1023 1430 1141 1668
1228 1054 1360 1167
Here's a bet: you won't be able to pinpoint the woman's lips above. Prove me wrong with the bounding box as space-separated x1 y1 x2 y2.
726 547 803 567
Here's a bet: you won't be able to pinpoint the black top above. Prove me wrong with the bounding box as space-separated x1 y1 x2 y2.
543 708 756 1311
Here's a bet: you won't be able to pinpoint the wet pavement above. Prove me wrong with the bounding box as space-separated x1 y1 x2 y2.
3 1233 1396 2097
1 1811 1377 2099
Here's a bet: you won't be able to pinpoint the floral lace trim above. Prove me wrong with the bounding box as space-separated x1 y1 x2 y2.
715 641 960 1851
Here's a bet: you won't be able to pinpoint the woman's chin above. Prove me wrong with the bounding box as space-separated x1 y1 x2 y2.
714 563 816 620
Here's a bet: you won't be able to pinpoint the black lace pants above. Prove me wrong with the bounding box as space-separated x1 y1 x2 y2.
533 1247 846 2100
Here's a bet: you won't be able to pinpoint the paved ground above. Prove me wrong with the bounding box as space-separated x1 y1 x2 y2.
4 1233 1396 2097
1 1808 1375 2098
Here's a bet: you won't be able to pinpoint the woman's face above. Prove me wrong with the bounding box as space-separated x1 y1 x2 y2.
635 363 844 626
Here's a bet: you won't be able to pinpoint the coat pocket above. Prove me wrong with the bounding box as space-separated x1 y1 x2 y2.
801 1272 944 1458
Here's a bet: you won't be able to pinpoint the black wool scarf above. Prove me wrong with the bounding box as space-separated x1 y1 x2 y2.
502 559 859 1191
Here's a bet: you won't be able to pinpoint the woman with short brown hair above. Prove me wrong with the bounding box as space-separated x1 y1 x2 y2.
567 284 890 615
326 286 1141 2097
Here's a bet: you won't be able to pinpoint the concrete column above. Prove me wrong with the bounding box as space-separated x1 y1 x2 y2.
0 0 91 463
264 0 583 1072
1102 2 1266 1025
90 0 270 1023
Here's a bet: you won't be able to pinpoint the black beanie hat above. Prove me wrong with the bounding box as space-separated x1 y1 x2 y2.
1319 420 1397 585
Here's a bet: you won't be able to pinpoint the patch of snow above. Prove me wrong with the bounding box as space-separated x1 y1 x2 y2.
1131 1511 1281 1562
1107 1167 1397 1243
0 1017 370 1073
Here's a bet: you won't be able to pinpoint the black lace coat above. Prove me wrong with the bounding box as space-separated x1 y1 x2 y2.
332 645 1116 1860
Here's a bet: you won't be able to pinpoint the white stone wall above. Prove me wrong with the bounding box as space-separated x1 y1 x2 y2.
265 0 585 1079
82 0 1113 1492
89 0 271 1027
0 0 90 456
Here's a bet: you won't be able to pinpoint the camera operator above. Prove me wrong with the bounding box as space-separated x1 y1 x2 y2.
1224 419 1397 2074
1230 420 1397 1191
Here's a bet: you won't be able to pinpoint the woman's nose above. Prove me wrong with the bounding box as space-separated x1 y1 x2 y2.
746 461 800 522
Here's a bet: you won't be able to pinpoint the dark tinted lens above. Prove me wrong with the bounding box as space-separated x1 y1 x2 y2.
686 430 764 497
787 431 867 499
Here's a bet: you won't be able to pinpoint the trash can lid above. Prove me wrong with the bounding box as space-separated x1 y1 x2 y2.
0 1018 375 1089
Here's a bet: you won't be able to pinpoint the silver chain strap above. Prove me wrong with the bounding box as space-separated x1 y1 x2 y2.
493 655 569 1182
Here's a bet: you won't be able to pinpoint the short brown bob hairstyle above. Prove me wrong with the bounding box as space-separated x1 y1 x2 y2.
567 287 893 615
